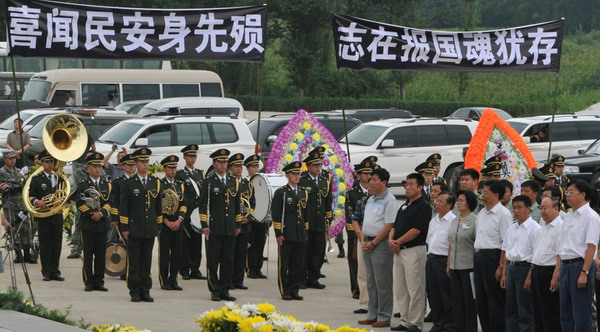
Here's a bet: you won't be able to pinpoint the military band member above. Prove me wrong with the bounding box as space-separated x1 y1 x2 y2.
199 149 241 302
427 153 446 185
273 161 309 301
175 144 207 280
229 153 254 290
478 156 502 191
415 160 435 203
110 153 135 280
29 150 65 281
246 154 268 279
159 155 186 291
119 148 162 303
550 155 568 189
76 152 111 292
300 146 332 289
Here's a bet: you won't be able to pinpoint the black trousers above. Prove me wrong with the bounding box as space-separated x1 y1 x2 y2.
346 229 359 297
247 221 268 274
232 231 249 285
426 255 456 332
474 250 506 332
159 229 182 287
450 269 477 332
180 220 203 276
38 220 62 278
81 230 106 287
127 237 154 296
531 265 560 332
278 240 306 296
305 230 326 283
206 234 235 295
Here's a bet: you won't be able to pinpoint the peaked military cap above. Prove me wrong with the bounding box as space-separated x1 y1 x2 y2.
481 163 501 176
550 155 565 166
304 146 324 166
161 155 179 168
361 156 378 165
2 150 15 159
244 154 261 167
484 155 502 166
531 168 549 182
415 161 435 174
86 151 104 165
426 153 442 164
120 154 134 165
228 153 245 166
181 144 198 156
132 148 152 161
539 164 556 179
354 159 374 174
39 150 56 162
283 161 302 174
210 148 230 161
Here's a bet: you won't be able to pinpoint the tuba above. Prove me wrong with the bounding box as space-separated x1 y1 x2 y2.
23 114 88 218
240 196 251 217
161 188 180 215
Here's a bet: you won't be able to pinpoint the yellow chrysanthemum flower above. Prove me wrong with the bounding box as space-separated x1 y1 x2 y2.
303 122 311 130
295 133 304 140
257 324 273 332
312 133 321 141
238 316 266 332
338 196 345 204
290 142 298 150
257 302 276 315
334 210 342 215
336 169 343 177
316 324 331 332
339 183 346 191
322 144 329 152
330 155 338 163
285 154 293 162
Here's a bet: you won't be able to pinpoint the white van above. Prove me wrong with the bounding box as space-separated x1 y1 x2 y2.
136 97 245 119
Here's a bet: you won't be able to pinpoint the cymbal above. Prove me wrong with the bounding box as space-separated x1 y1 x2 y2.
105 243 126 277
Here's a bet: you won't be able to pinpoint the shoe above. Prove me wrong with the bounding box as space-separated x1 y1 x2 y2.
84 284 94 292
282 294 292 301
171 284 183 291
52 275 65 281
394 312 401 318
161 285 173 290
256 271 267 279
27 258 37 264
307 282 326 289
131 295 141 302
190 272 207 280
221 294 236 301
352 293 359 299
407 326 421 332
95 285 108 292
299 283 307 289
424 312 432 323
180 271 190 280
247 272 259 279
357 319 376 325
320 274 326 278
337 251 345 258
390 325 408 331
291 293 303 300
140 294 154 302
235 283 248 290
229 285 235 290
67 253 80 259
43 275 51 282
262 256 268 261
13 257 22 263
353 308 368 314
211 293 221 301
371 321 390 328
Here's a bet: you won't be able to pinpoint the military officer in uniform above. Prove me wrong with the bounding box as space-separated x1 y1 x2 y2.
550 155 568 189
76 152 111 292
175 144 207 280
28 150 65 281
481 163 502 181
415 160 435 203
246 154 268 279
273 161 309 301
158 155 187 291
478 156 502 191
199 149 241 302
110 154 135 280
427 153 446 185
228 153 255 290
119 148 162 303
300 146 332 289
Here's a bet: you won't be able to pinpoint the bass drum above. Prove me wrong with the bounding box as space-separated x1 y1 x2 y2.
251 173 288 223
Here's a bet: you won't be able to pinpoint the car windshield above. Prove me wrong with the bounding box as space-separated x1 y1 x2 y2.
0 112 34 130
137 107 157 117
28 115 52 138
583 139 600 155
507 120 528 134
97 122 144 145
339 124 388 146
21 80 51 103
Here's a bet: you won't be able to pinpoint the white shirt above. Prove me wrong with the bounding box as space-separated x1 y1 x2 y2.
89 176 100 186
137 174 148 184
474 201 513 250
558 203 600 260
44 171 56 188
362 189 398 237
427 211 455 255
531 215 563 266
502 217 541 262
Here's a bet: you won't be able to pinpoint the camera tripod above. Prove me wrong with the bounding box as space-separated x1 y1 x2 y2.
1 200 36 305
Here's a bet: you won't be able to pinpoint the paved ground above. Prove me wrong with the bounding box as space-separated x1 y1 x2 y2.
0 224 435 332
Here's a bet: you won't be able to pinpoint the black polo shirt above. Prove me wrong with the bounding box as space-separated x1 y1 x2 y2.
393 196 431 247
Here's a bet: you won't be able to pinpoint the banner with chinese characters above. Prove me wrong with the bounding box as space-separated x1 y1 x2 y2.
5 0 266 62
332 14 564 72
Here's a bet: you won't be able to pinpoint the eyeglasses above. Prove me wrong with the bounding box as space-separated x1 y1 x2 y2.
434 199 447 205
565 190 581 196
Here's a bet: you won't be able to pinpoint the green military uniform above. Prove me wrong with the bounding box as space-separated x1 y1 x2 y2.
416 160 435 204
158 155 187 291
299 147 332 289
427 153 447 185
28 150 65 281
175 144 206 280
273 161 308 300
550 155 569 210
76 152 111 291
245 154 269 279
199 149 241 301
119 148 162 302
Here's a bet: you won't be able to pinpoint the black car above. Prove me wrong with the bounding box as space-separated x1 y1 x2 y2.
564 139 600 186
449 107 512 121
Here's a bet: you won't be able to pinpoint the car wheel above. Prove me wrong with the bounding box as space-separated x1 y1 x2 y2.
591 172 600 190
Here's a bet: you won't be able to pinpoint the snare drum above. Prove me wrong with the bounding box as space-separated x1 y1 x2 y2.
251 173 288 223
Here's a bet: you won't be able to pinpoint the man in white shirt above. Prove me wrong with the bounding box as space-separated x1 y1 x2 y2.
473 180 512 332
528 196 562 332
423 191 457 332
501 195 541 331
557 180 600 331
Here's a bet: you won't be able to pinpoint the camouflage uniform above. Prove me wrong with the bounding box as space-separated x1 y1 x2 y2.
0 164 33 261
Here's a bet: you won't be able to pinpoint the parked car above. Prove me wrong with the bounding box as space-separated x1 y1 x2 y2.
563 139 600 187
249 114 362 160
313 108 412 123
507 114 600 160
114 99 154 114
137 97 245 118
0 108 63 148
95 115 255 171
340 118 479 194
448 107 512 121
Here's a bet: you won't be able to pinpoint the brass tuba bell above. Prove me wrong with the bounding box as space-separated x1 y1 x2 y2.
23 114 88 218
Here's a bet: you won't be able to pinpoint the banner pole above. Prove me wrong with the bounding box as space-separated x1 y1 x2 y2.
255 62 264 155
336 69 351 164
546 73 560 163
10 56 27 165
